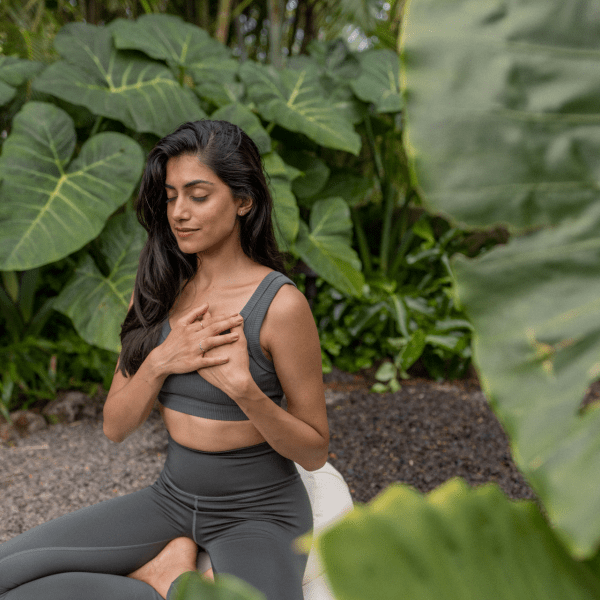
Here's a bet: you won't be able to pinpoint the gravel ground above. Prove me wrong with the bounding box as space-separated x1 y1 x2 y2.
0 376 538 544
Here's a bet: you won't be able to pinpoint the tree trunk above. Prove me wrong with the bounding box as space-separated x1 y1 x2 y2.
215 0 234 43
198 0 210 30
267 0 283 68
299 0 315 55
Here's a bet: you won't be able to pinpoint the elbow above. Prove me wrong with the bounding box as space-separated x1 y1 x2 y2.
103 421 125 443
298 444 329 472
102 406 127 443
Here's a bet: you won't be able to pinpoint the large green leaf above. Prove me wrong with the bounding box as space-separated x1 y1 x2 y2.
401 0 600 232
0 102 144 271
268 177 299 251
32 22 205 137
262 152 300 250
317 480 600 600
111 14 238 85
172 571 264 600
0 56 43 106
211 103 272 155
239 61 361 155
54 212 146 353
280 150 330 200
350 49 402 113
294 197 364 297
401 0 600 557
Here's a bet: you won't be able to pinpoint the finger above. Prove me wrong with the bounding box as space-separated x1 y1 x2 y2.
181 303 209 325
197 356 229 369
206 314 244 336
201 311 239 325
207 332 239 349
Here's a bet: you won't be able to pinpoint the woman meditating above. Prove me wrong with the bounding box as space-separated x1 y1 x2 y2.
0 120 329 600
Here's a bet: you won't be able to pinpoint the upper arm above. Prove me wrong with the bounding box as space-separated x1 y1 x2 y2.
107 290 136 396
261 285 329 444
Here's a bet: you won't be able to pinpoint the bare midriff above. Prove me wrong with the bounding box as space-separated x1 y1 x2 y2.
160 406 267 451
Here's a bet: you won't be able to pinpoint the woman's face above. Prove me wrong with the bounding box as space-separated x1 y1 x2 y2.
165 154 250 256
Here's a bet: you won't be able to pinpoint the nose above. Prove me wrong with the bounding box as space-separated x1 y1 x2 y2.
168 195 190 221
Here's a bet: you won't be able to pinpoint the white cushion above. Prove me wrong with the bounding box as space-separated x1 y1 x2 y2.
295 462 354 585
196 461 353 597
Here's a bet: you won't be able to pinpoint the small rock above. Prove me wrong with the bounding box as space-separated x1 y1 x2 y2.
9 410 47 435
43 391 90 423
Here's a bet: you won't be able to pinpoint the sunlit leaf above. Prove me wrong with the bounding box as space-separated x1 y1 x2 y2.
318 480 600 600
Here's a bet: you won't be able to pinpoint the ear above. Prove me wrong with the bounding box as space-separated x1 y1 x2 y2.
236 197 253 217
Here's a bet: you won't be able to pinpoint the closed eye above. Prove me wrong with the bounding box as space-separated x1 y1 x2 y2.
192 196 208 202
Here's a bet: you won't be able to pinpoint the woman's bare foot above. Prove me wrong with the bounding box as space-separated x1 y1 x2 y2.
202 567 214 581
128 537 198 599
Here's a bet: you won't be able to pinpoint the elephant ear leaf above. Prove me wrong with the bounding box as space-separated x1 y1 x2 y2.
294 197 364 297
239 61 361 155
0 102 144 271
54 212 146 353
317 481 600 600
402 0 600 557
0 56 43 106
211 103 272 155
350 49 402 113
32 22 205 136
112 14 238 85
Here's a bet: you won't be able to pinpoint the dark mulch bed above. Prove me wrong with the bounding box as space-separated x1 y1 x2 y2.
324 375 536 503
1 372 557 543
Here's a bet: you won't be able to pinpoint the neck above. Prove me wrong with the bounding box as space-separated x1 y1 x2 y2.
192 243 256 289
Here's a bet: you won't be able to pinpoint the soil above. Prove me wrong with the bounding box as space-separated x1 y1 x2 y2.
0 372 547 544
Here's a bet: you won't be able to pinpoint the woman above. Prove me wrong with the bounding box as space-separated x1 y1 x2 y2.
0 120 329 600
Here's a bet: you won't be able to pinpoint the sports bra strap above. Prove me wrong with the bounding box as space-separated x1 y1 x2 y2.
241 272 296 373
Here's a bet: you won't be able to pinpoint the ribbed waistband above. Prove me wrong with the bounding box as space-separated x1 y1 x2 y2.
162 434 299 496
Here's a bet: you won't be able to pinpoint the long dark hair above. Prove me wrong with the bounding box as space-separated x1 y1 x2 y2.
119 119 286 376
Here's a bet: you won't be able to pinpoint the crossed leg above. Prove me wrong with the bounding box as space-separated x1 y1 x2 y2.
0 486 190 600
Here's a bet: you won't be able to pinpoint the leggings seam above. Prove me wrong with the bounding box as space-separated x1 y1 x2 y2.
0 538 175 567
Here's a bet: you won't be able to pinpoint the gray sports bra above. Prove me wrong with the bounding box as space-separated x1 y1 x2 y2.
156 271 295 421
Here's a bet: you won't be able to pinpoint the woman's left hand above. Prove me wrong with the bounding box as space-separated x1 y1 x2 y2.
197 321 253 399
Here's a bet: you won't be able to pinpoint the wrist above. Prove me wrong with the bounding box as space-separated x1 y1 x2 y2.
231 374 261 404
143 347 170 382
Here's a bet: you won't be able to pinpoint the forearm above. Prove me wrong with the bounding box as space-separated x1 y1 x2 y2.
103 350 168 443
233 380 329 471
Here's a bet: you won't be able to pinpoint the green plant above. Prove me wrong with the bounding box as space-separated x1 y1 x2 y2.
0 12 480 411
311 213 473 382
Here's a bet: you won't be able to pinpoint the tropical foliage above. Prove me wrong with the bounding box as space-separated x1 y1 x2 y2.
0 6 474 414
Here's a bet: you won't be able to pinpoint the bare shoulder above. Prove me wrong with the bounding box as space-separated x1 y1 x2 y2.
267 283 313 325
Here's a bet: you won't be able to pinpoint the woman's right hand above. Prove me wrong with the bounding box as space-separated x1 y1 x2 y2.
152 304 243 375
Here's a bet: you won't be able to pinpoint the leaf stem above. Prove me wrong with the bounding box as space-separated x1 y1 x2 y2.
90 115 103 138
351 207 372 277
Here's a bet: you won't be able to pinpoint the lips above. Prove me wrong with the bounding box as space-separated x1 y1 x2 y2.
174 228 198 238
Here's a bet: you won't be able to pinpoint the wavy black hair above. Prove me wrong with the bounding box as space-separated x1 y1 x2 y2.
118 120 286 376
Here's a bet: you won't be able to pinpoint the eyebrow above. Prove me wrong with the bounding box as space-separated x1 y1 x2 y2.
165 179 215 189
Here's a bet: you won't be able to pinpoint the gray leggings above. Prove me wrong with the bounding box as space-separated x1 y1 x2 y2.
0 437 313 600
